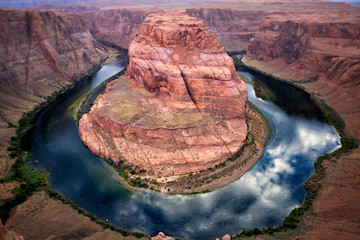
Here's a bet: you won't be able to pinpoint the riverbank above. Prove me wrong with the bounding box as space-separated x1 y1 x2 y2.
74 71 270 194
147 102 270 194
230 56 359 239
0 52 145 239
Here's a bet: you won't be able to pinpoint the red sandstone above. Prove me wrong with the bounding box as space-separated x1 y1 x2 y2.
79 11 248 176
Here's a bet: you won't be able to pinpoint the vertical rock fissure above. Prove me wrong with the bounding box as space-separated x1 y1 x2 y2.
179 68 201 113
133 132 152 168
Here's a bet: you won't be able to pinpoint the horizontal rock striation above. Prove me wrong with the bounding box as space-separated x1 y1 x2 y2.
0 9 108 125
79 11 248 175
126 11 247 117
244 13 360 136
79 9 149 50
245 13 360 83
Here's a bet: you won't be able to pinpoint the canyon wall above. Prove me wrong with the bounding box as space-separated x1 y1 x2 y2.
245 13 360 82
79 7 270 52
185 8 267 51
243 11 360 240
79 11 248 176
244 13 360 137
79 9 149 50
0 9 108 126
69 1 355 53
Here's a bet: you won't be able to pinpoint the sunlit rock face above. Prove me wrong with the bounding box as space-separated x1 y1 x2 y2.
127 11 247 117
245 13 360 84
244 12 360 137
0 8 108 125
79 11 248 175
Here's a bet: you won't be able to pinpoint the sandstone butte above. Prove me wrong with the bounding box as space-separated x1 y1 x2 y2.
79 11 248 176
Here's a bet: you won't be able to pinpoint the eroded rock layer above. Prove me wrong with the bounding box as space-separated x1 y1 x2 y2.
244 13 360 136
79 11 247 175
0 9 108 125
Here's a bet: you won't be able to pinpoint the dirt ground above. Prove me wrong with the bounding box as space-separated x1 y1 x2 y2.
4 191 146 240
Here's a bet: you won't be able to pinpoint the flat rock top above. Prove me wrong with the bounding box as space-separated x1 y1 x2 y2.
264 13 360 23
133 10 224 53
96 75 221 129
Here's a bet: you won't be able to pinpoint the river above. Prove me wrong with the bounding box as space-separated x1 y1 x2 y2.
28 60 341 239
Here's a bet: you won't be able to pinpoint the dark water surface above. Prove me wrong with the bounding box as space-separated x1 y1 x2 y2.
29 61 340 239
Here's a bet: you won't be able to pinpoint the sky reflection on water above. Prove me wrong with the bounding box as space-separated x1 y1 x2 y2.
29 64 341 239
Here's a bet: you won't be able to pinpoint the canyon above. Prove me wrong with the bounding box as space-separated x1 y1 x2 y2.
78 11 248 176
0 8 108 127
243 11 360 239
244 13 360 138
36 0 356 52
0 0 359 239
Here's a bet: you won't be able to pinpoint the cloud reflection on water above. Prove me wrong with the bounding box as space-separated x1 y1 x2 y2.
106 82 341 238
30 66 341 240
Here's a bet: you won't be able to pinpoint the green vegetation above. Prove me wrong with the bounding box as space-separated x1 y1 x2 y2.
238 74 252 84
227 50 247 56
46 187 146 238
0 61 147 237
230 53 246 68
0 150 47 223
69 92 90 121
103 158 150 189
76 69 126 122
0 63 106 224
231 61 358 239
98 40 128 52
160 101 271 195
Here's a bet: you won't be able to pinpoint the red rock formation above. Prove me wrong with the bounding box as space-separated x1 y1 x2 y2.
0 221 24 240
151 232 174 240
243 12 360 239
79 11 247 176
76 1 354 52
126 11 247 117
79 9 149 50
185 8 268 51
0 8 108 125
245 13 360 82
78 7 267 52
244 12 360 136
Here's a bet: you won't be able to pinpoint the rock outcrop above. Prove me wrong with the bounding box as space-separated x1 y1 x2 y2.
0 9 108 125
244 12 360 136
151 232 174 240
79 11 247 175
245 13 360 82
79 7 267 52
0 221 24 240
79 9 148 50
76 1 354 52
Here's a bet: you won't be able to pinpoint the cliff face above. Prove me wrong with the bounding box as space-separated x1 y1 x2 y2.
126 11 247 117
243 12 360 240
244 13 360 136
185 8 267 51
245 13 360 82
79 9 148 50
75 1 355 52
79 8 266 52
0 9 108 125
0 220 24 240
79 11 248 175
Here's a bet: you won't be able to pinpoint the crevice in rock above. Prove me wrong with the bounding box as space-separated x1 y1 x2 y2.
133 132 152 168
179 68 201 113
